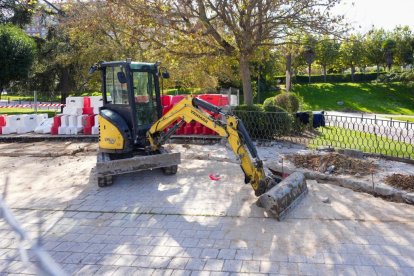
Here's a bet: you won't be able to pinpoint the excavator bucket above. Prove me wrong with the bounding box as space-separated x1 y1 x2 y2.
259 172 308 220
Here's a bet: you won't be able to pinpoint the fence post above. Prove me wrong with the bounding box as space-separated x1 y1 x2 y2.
34 90 38 113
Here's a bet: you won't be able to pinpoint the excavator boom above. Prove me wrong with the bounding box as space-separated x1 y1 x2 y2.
147 96 270 196
147 95 308 219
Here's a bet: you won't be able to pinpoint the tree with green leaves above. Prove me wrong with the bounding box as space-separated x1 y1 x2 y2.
339 34 364 81
111 0 344 105
315 36 339 81
382 38 397 71
392 26 414 68
0 24 36 99
301 34 317 83
364 28 386 75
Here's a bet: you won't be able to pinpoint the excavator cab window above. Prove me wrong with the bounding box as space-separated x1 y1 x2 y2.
105 66 129 105
132 71 158 127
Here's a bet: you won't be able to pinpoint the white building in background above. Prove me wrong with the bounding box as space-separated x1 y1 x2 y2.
24 12 48 38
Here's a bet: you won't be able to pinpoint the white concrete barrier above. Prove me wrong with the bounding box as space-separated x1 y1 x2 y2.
92 126 99 135
35 118 53 134
63 106 83 116
58 126 67 135
5 115 19 134
90 96 103 108
17 115 37 133
65 97 84 108
36 114 48 125
60 115 69 127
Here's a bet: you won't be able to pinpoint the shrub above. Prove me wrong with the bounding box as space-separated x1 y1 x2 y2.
262 97 276 110
275 73 381 84
233 104 292 139
375 70 414 87
274 93 300 113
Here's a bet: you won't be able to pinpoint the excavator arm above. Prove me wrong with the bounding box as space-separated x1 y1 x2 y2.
147 95 271 196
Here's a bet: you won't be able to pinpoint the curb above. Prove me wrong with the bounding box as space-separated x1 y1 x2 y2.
266 163 414 205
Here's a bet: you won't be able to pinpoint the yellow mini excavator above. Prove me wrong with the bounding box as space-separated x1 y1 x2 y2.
88 60 307 220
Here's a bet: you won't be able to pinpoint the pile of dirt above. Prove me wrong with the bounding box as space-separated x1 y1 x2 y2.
385 174 414 192
287 153 377 176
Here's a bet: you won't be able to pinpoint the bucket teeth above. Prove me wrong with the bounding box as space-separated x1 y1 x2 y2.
258 172 308 221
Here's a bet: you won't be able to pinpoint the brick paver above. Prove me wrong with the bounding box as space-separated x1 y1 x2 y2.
1 143 414 275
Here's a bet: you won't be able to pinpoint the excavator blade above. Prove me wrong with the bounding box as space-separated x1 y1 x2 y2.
96 152 181 177
259 172 308 220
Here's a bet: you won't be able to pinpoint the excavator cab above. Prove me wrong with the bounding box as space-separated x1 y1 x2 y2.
96 60 163 149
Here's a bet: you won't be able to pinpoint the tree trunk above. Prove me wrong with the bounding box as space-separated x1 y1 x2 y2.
285 53 292 92
351 66 355 82
308 63 311 84
323 65 327 82
376 64 380 76
239 55 253 105
59 67 70 112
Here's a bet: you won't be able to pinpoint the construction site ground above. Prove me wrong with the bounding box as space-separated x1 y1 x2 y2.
1 141 414 275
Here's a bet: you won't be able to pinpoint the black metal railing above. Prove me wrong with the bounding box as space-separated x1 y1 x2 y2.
231 110 414 160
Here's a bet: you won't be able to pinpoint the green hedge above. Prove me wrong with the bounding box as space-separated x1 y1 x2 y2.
275 72 381 84
233 104 292 139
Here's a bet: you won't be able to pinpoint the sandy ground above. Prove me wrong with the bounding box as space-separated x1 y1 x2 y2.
0 141 414 275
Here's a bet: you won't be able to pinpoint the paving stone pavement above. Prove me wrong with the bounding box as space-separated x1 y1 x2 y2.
1 144 414 275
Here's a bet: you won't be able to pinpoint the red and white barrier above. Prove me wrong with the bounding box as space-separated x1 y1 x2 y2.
0 114 49 134
0 103 64 108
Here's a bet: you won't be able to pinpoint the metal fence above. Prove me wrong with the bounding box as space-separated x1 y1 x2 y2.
0 179 67 275
232 110 414 161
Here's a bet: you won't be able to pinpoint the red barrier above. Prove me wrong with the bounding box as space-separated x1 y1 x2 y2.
221 95 229 106
197 94 223 106
84 126 92 135
194 122 203 135
83 115 95 128
51 126 59 135
0 116 6 127
84 97 91 108
183 122 195 135
161 95 172 106
171 95 185 105
82 107 94 115
53 116 61 127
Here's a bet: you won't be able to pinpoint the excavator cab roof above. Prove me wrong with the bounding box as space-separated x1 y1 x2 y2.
89 61 159 74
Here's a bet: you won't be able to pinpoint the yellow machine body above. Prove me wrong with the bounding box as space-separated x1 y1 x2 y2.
98 115 125 150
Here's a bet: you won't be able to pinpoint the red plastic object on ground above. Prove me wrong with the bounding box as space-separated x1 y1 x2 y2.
0 116 6 127
51 126 59 135
0 127 2 135
209 174 221 181
83 126 92 135
82 107 94 115
83 97 91 108
53 116 61 127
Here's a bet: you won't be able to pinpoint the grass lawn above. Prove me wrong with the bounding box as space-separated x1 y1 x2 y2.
309 126 414 159
382 116 414 123
292 83 414 115
0 108 59 117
